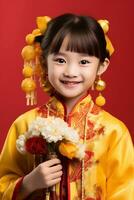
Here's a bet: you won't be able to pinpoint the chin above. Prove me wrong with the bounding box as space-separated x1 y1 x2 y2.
61 93 85 100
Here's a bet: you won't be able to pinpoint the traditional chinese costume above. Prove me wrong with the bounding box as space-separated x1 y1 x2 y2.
0 94 134 200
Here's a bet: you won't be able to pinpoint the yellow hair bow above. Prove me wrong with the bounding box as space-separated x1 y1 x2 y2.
98 19 114 56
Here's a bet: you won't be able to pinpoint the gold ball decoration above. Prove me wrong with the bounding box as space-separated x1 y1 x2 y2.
21 78 36 92
95 79 106 91
22 66 34 77
25 34 35 45
21 45 36 61
32 28 42 36
95 95 106 106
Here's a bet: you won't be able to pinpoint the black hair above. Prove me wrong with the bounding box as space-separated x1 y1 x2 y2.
39 13 109 65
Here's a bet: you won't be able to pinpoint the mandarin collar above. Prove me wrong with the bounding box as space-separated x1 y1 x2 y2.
46 93 93 120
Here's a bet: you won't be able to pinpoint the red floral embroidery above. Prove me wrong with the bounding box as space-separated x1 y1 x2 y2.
85 192 101 200
96 126 105 136
84 151 94 170
79 119 96 140
70 151 94 181
91 104 101 115
94 185 102 200
38 102 64 119
37 105 48 117
86 120 96 140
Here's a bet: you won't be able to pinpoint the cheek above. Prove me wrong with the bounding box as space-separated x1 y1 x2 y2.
84 70 97 81
48 67 60 82
47 66 54 82
48 71 54 83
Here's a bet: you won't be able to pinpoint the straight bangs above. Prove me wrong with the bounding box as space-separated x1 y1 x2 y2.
48 24 101 58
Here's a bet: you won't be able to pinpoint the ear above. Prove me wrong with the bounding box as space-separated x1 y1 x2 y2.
97 58 110 76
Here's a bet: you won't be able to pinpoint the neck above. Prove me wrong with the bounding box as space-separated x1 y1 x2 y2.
64 97 80 116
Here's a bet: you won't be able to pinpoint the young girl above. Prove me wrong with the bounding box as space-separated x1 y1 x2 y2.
0 13 134 200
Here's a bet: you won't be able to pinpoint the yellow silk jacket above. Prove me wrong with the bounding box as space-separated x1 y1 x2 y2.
0 94 134 200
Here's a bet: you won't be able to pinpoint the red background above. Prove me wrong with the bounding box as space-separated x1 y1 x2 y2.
0 0 134 151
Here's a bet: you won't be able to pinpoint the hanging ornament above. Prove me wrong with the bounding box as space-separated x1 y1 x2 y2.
95 77 106 107
95 78 106 91
25 34 35 45
22 65 34 77
95 93 106 107
21 78 37 105
21 45 36 61
21 44 37 105
21 16 51 105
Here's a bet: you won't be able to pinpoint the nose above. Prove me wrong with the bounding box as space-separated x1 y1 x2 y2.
63 65 78 78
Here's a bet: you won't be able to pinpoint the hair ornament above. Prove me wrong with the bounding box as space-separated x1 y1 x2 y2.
21 16 51 105
95 76 106 107
98 19 114 56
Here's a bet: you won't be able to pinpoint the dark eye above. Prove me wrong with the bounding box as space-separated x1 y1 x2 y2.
80 60 90 65
54 58 66 64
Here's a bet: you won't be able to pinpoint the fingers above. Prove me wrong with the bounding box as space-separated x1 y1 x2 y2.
34 158 63 189
45 164 63 188
37 159 62 176
47 170 63 181
42 168 62 188
42 159 62 187
47 177 61 187
45 158 61 167
49 164 62 173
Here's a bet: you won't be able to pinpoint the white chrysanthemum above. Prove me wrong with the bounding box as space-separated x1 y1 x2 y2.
28 117 47 134
64 127 79 143
75 143 86 160
16 135 26 154
40 117 65 143
20 116 80 144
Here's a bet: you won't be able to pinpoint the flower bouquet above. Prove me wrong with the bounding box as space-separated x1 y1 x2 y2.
16 116 85 199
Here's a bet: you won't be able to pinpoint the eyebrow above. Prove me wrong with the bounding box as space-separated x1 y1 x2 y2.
53 51 91 57
53 52 66 56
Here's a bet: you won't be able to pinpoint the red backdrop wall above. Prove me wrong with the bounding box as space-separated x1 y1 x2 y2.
0 0 134 151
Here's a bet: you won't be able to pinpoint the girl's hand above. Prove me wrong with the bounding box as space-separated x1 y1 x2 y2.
21 158 62 197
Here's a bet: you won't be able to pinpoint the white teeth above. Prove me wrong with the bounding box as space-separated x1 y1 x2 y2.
60 80 81 84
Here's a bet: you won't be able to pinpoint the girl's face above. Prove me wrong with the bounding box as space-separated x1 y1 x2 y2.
47 36 101 101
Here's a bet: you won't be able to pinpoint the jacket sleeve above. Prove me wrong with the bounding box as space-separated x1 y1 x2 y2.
106 122 134 200
0 116 34 200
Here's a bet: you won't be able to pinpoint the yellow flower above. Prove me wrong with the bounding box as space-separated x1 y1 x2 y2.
59 141 77 159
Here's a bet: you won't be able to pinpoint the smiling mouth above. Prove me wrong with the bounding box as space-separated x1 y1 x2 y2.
60 80 83 84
